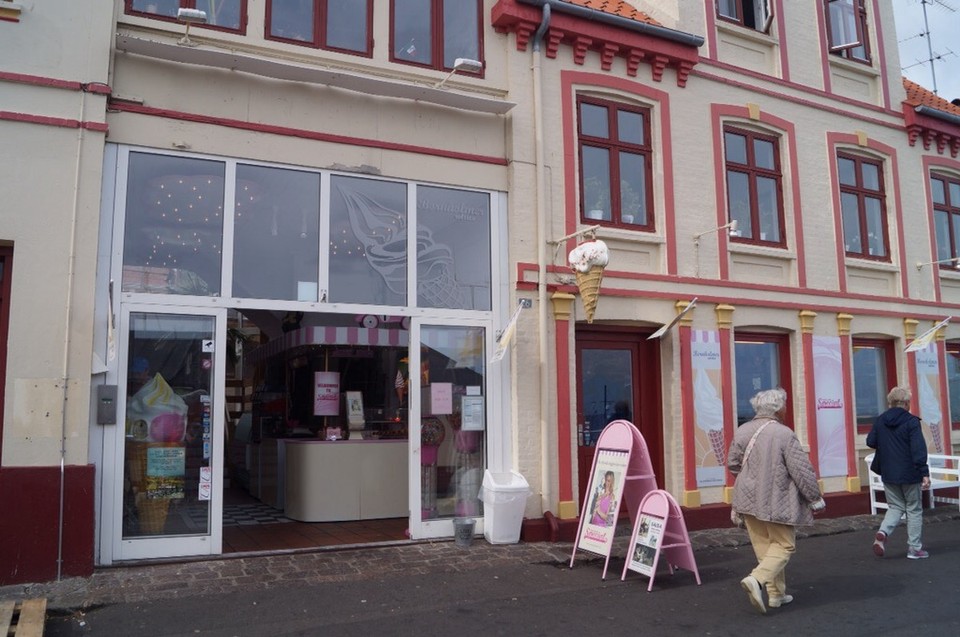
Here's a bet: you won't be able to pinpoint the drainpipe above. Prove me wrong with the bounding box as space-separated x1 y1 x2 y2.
532 4 552 514
56 83 88 580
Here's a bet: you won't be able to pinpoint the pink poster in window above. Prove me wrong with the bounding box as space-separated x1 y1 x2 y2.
813 336 847 477
314 371 340 416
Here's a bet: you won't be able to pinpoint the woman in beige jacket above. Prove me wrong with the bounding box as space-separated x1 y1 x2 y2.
728 388 825 614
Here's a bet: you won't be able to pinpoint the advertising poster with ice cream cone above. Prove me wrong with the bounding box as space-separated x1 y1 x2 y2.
813 336 847 477
914 344 945 454
691 330 726 487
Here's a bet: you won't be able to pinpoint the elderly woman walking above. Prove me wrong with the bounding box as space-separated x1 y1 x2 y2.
728 388 825 614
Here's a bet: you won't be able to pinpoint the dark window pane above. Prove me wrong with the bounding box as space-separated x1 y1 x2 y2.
582 146 611 221
718 0 738 19
756 176 780 242
232 165 320 301
725 131 747 165
270 0 314 42
394 0 432 64
198 0 242 30
131 0 179 17
580 348 633 443
952 215 960 262
726 171 752 238
841 192 861 253
754 138 775 170
443 0 479 68
853 345 887 424
948 351 960 425
931 177 946 205
734 341 780 425
580 103 609 139
838 156 856 186
327 0 368 52
935 210 951 261
864 197 884 257
122 153 225 296
619 152 647 225
861 162 880 191
617 110 644 145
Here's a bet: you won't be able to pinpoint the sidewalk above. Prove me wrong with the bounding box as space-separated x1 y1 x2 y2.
3 509 959 612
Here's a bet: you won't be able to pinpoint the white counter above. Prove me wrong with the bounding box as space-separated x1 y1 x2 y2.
283 439 409 522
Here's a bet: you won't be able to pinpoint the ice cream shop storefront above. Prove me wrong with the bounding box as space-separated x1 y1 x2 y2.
93 145 510 564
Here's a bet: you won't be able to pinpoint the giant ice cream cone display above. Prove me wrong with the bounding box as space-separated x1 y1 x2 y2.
568 239 609 323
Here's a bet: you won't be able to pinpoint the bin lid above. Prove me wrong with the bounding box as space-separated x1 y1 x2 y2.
482 469 530 491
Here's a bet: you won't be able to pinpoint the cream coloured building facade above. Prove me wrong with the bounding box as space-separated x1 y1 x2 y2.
1 0 959 585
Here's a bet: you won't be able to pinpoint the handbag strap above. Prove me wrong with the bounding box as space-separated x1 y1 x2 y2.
742 420 772 468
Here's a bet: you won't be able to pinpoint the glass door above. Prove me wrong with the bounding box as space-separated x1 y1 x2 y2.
111 307 226 561
408 320 488 539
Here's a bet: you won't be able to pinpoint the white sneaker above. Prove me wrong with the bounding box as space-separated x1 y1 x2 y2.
740 575 766 614
768 594 794 608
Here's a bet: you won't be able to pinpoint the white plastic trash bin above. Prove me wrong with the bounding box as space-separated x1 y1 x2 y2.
479 470 530 544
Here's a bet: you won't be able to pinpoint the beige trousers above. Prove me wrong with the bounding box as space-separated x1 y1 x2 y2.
743 514 796 598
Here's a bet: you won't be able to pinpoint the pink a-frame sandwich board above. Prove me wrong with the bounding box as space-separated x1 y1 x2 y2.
569 420 659 579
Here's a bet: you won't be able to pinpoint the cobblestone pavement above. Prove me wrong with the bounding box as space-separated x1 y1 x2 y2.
3 510 959 612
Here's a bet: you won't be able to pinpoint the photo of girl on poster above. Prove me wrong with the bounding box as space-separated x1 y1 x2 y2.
590 470 617 527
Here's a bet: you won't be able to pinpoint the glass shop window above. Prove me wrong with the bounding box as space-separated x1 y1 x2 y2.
232 165 321 301
122 152 226 296
416 186 491 310
734 333 792 427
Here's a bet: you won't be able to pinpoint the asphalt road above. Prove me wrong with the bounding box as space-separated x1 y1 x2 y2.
44 519 960 637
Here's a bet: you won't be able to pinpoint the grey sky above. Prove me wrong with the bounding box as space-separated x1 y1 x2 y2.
893 0 960 101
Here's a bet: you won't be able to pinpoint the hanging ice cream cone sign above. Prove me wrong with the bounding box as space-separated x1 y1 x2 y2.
568 239 609 323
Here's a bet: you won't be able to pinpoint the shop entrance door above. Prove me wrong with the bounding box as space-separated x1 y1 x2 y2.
106 307 226 561
407 320 490 540
575 326 662 507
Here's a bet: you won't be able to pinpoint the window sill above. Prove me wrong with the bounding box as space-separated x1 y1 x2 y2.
844 257 896 272
729 241 796 261
0 1 23 22
827 55 880 79
716 20 778 47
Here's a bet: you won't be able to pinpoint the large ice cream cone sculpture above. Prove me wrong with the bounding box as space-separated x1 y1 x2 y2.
568 239 609 324
575 266 604 323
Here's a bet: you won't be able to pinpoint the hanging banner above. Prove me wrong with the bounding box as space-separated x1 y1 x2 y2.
915 343 945 453
576 449 629 556
691 329 725 487
313 371 341 416
813 336 847 477
491 301 525 363
904 317 951 353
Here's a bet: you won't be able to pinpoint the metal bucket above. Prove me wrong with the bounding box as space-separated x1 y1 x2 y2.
453 517 476 548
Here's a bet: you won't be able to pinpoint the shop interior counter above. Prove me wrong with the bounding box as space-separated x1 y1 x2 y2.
284 439 408 522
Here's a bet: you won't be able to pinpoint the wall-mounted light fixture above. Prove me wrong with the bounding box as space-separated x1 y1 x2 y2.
434 58 483 88
177 7 207 47
693 220 739 278
916 256 960 271
693 219 739 245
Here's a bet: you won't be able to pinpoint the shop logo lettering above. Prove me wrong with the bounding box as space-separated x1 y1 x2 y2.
816 398 842 409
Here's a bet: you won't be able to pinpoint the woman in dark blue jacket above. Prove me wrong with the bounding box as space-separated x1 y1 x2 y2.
866 386 931 559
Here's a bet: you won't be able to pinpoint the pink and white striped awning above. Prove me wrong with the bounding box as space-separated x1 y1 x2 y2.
247 326 409 363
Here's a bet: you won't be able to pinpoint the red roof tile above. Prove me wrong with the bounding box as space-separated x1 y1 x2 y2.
564 0 662 27
903 77 960 118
